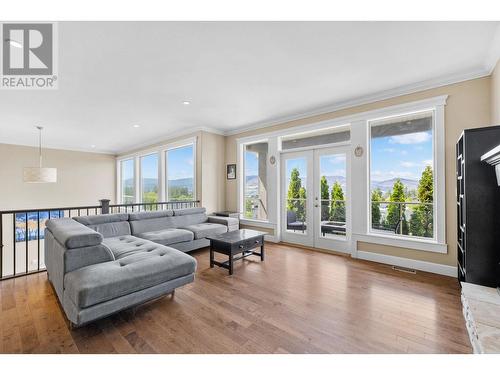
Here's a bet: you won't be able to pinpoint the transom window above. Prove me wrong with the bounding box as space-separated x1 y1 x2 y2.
369 110 435 239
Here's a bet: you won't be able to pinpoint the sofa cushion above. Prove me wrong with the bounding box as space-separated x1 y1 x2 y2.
128 210 174 221
183 223 227 239
46 218 103 249
173 207 206 216
64 245 197 308
74 214 131 238
136 228 194 246
103 235 161 260
129 211 208 235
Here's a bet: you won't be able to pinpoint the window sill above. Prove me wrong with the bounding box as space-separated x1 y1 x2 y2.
239 218 275 229
352 233 447 254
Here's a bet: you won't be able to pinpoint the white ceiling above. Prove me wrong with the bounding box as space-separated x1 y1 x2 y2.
1 21 499 154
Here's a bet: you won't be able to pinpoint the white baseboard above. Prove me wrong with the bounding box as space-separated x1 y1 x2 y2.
264 235 279 243
355 250 457 277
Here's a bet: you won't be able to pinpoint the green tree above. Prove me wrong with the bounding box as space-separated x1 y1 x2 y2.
169 186 192 201
330 182 345 222
287 168 302 213
297 186 307 221
320 176 330 220
386 179 406 233
410 166 434 237
245 197 254 218
410 208 425 237
371 188 383 228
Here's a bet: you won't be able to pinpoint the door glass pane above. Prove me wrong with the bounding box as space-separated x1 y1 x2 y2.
319 154 346 238
140 153 159 205
121 159 135 204
285 157 307 234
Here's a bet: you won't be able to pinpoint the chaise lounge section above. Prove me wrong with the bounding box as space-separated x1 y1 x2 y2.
44 207 237 327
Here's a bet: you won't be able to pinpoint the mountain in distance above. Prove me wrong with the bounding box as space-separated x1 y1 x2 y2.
371 178 418 193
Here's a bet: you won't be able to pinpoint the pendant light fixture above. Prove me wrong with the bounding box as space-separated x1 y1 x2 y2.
23 126 57 183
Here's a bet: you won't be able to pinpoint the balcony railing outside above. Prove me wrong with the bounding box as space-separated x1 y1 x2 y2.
0 199 200 280
244 196 268 221
371 200 433 238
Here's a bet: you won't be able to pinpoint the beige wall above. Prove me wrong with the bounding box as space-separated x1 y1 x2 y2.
0 143 116 211
492 60 500 124
225 76 492 267
200 131 226 214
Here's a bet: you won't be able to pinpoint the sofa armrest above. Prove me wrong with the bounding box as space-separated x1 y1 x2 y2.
207 216 239 227
46 218 103 249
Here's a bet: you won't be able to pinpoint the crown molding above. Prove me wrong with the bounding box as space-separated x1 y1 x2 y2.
115 126 224 155
0 141 116 155
223 66 490 137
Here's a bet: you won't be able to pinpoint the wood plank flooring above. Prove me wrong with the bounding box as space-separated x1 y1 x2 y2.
0 243 471 353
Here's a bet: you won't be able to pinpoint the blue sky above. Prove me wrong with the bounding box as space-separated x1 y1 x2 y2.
245 151 259 177
138 145 194 181
370 130 433 182
167 145 194 180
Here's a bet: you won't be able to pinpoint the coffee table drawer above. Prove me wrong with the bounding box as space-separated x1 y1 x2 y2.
232 236 263 252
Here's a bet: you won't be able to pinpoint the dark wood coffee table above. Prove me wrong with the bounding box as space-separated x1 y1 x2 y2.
207 229 265 275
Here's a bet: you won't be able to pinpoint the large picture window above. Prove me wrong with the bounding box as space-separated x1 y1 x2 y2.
140 153 159 204
166 144 195 201
243 142 268 221
121 159 135 204
369 110 435 239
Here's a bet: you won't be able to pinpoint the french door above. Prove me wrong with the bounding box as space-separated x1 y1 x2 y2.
280 146 351 253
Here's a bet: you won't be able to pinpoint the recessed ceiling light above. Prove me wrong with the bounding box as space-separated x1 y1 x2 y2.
90 145 96 148
183 101 191 105
133 124 140 128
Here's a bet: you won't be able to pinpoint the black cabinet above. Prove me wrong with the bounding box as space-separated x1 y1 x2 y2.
457 126 500 287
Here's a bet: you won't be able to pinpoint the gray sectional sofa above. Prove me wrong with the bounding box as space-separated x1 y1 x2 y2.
44 207 238 327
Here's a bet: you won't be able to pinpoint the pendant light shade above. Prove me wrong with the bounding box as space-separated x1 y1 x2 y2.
24 126 57 183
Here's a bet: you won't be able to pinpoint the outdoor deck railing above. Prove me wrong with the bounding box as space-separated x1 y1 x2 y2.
0 199 200 280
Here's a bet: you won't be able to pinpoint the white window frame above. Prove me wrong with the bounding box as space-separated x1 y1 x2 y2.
367 109 438 241
116 137 197 204
139 152 160 203
238 138 271 224
165 141 197 202
354 96 447 253
117 158 136 204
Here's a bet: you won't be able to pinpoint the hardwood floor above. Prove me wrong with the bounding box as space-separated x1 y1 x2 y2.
0 243 471 354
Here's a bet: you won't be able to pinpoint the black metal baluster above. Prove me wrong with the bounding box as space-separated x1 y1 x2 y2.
13 214 16 276
87 208 89 215
25 212 28 274
37 211 40 271
78 209 81 216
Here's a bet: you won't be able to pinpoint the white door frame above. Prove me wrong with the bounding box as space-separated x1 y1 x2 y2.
280 146 351 253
